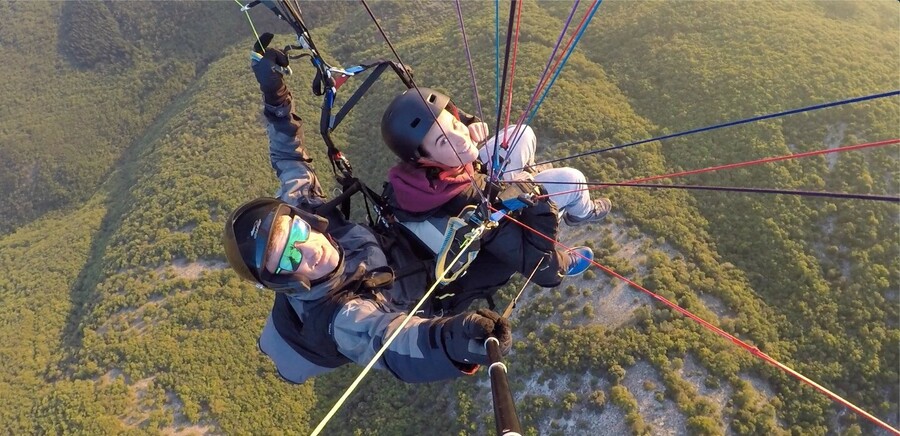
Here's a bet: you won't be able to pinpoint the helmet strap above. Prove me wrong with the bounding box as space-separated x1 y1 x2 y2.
448 103 461 121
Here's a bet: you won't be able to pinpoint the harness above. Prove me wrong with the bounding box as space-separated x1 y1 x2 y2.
241 1 514 315
317 180 483 316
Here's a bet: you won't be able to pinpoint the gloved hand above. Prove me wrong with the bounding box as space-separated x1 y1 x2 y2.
251 32 291 107
442 309 511 366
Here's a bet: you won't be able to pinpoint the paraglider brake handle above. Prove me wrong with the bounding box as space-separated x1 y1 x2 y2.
331 151 353 177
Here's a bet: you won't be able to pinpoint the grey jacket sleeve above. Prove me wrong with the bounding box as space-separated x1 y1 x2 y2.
264 100 327 208
331 299 475 383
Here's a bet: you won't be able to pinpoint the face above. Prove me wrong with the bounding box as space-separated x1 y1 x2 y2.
265 215 340 281
418 109 479 168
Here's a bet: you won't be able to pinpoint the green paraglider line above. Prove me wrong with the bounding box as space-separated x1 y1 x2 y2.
310 229 485 436
234 0 263 49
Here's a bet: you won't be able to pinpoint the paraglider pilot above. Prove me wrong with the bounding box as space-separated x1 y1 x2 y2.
223 34 511 384
379 90 613 314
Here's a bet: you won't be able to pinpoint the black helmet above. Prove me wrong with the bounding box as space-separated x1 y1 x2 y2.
381 87 455 163
223 197 331 293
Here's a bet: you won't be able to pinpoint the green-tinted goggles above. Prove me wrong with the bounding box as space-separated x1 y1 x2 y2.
274 215 311 274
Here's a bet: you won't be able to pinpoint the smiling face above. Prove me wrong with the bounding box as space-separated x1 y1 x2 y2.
265 215 340 281
418 109 479 168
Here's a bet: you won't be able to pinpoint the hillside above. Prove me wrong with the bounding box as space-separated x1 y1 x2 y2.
0 1 286 236
0 1 897 435
582 2 899 431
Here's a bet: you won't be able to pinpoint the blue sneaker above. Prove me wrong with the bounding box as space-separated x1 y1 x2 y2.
565 246 594 276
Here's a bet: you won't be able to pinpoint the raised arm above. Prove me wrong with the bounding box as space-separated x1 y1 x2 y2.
252 33 326 209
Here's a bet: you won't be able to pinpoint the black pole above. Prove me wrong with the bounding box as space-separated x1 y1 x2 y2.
485 337 522 436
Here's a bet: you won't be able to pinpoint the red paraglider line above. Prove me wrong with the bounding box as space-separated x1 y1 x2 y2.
538 138 900 200
502 0 523 138
494 209 900 435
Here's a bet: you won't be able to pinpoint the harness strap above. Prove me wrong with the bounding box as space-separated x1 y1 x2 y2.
332 62 391 128
315 178 362 219
432 284 497 316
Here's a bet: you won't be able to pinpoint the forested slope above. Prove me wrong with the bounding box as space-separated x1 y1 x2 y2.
578 1 899 431
0 1 282 235
0 1 896 435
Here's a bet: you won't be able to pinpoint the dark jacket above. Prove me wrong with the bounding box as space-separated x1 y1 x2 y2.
382 162 569 316
257 99 474 384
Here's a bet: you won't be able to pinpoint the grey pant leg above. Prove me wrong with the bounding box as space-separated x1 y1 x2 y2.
258 314 332 384
534 167 593 218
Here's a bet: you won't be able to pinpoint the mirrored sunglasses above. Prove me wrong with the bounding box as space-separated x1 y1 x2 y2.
274 215 311 274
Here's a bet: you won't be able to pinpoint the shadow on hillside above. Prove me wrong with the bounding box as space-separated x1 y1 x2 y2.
51 4 292 379
55 139 151 379
58 1 135 71
57 1 283 71
53 74 206 379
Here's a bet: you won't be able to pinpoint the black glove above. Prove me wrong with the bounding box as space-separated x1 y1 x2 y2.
442 309 512 366
251 33 291 107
